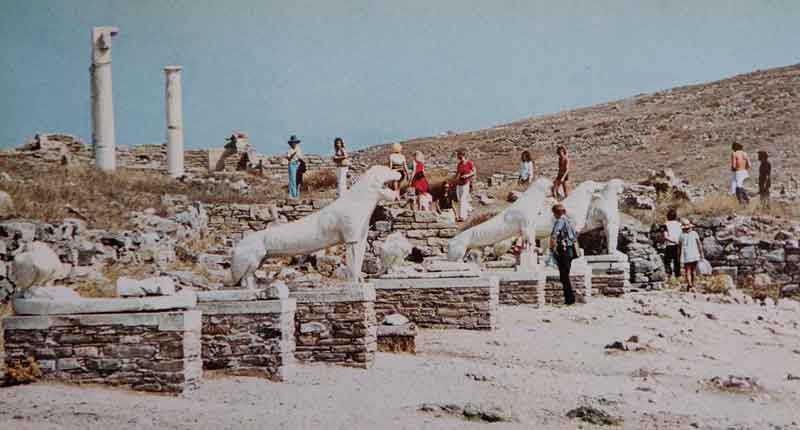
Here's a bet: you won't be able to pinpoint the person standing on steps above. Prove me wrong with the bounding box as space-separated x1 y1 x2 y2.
519 150 534 185
662 208 682 280
333 137 349 198
454 149 476 222
730 142 751 205
550 203 578 305
388 143 408 193
758 150 771 209
287 135 303 199
552 145 571 199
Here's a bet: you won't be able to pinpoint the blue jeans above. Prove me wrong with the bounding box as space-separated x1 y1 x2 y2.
288 160 300 198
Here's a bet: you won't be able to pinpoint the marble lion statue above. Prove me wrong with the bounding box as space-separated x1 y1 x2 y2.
536 179 626 256
230 166 401 288
447 178 552 262
378 232 413 274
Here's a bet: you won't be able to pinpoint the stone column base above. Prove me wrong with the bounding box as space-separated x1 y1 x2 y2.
377 324 417 354
3 311 201 395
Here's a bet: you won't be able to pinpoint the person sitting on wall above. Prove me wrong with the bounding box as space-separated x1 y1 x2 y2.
412 170 432 211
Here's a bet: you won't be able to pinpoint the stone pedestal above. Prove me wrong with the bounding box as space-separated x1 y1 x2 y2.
290 284 377 369
197 289 295 381
372 275 499 330
377 324 417 354
492 271 546 306
583 254 630 297
3 311 201 395
542 259 593 305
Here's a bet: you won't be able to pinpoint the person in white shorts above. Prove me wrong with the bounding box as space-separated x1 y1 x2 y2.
729 142 751 205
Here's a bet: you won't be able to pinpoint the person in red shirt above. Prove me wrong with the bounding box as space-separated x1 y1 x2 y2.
454 149 475 222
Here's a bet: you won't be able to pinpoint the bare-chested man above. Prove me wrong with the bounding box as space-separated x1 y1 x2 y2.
730 142 751 205
552 145 570 199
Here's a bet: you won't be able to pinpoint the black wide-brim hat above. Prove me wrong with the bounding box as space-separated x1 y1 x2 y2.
288 135 301 145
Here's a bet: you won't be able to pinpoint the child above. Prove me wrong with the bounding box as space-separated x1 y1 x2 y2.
678 218 704 291
758 151 771 208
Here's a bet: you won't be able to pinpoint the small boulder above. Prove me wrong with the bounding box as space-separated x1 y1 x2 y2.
383 313 410 326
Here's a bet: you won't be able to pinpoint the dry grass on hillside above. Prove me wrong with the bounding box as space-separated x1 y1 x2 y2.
0 157 332 229
633 192 800 225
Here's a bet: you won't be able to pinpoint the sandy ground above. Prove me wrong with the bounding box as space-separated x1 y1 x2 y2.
1 292 799 430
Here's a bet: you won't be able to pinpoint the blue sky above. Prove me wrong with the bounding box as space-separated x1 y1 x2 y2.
1 0 798 155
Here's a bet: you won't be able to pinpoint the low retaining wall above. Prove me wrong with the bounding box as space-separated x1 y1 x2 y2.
3 311 202 395
290 284 377 369
377 324 417 354
372 276 499 330
198 290 296 381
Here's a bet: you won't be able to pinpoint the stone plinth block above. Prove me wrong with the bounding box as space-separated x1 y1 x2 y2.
372 276 499 330
198 295 296 381
493 271 546 306
290 284 377 369
543 261 593 305
583 254 630 296
3 310 201 395
377 324 417 354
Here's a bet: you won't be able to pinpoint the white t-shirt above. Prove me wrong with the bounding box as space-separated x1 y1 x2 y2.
288 147 302 160
389 153 406 167
519 161 533 180
665 221 681 244
679 230 701 263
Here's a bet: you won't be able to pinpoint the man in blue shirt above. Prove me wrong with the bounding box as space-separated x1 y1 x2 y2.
550 203 577 305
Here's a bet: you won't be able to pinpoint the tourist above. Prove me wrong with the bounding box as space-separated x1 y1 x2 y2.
287 135 303 199
519 150 534 185
662 208 682 279
454 149 476 222
552 145 571 199
677 218 704 291
333 137 349 197
388 143 407 193
550 203 578 305
410 151 427 197
730 142 751 205
411 170 432 211
758 150 771 208
434 181 456 221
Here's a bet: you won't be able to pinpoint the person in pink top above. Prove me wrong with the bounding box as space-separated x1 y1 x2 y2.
454 149 475 222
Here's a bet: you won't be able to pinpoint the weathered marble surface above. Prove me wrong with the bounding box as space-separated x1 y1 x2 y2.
12 289 196 315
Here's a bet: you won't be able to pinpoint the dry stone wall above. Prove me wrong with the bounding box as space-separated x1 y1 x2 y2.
373 277 499 330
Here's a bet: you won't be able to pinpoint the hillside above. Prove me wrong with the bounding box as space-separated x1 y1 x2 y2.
353 64 800 190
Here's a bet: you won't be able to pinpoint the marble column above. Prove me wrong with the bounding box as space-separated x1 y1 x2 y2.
90 26 119 172
164 66 184 178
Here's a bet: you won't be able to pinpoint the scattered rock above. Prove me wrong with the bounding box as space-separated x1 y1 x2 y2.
0 191 14 217
419 402 512 423
382 313 410 326
566 406 623 426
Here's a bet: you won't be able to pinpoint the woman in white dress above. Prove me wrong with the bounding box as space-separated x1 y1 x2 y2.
519 150 534 185
678 218 704 291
